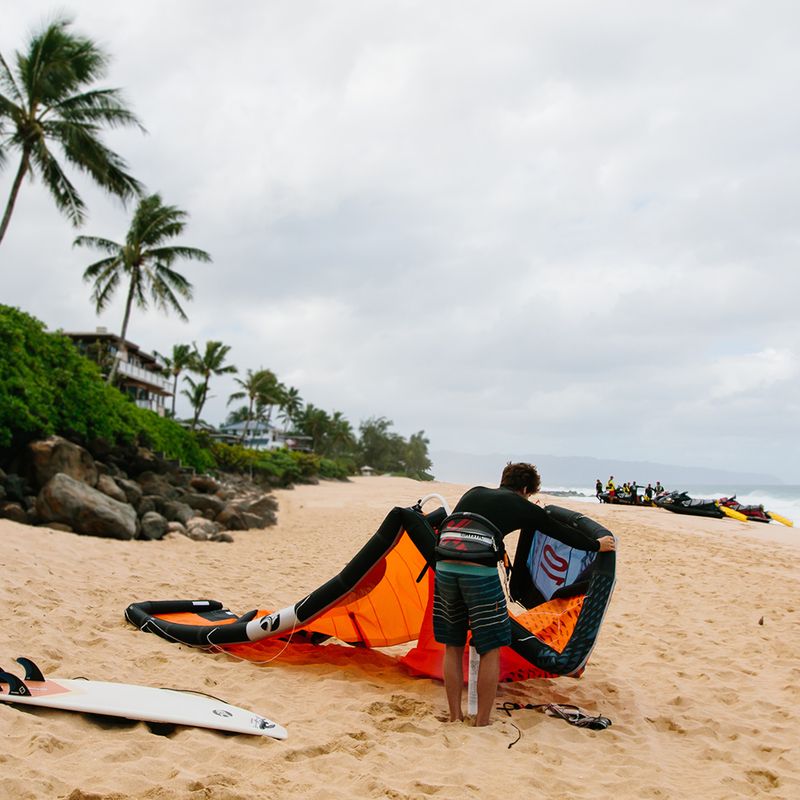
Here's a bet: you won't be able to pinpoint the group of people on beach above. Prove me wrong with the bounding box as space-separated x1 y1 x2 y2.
595 476 665 505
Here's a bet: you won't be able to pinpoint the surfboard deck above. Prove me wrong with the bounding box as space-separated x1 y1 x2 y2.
0 659 286 739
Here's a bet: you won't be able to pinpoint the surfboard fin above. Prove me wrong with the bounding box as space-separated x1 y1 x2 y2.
0 669 31 696
16 657 45 682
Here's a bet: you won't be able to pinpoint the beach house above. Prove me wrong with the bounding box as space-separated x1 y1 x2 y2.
218 420 313 452
65 327 172 416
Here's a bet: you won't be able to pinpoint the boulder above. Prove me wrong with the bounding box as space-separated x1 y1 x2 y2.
162 500 196 525
236 494 278 528
3 473 32 503
37 521 74 532
28 436 98 489
246 494 279 516
36 473 137 540
242 511 272 529
215 505 247 530
116 478 144 507
136 471 178 499
139 511 168 541
96 474 128 504
137 495 165 516
185 517 222 540
166 521 188 536
190 475 221 494
0 502 29 524
184 493 225 515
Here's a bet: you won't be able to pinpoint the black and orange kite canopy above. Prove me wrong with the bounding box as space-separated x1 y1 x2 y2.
126 501 616 682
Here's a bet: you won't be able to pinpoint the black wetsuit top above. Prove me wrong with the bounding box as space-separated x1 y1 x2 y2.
453 486 600 552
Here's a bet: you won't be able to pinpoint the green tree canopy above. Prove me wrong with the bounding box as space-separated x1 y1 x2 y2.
76 193 209 383
154 342 193 417
0 16 144 246
0 304 211 470
186 340 236 430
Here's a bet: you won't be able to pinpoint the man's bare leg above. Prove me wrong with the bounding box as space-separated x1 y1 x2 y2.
443 645 465 722
474 647 500 727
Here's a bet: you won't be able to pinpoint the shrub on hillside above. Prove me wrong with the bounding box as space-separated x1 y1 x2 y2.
0 305 212 471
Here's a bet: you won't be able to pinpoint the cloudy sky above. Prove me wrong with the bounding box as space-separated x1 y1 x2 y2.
2 1 799 482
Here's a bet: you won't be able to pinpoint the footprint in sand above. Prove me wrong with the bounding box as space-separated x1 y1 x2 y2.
364 694 435 735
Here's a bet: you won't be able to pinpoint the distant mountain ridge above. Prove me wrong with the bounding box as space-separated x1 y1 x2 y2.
430 450 782 487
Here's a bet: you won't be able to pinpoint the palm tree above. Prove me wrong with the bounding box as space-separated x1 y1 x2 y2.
155 343 193 417
228 368 277 444
327 411 356 458
278 385 303 431
76 193 210 383
187 340 237 430
0 16 144 246
296 404 331 455
253 370 285 428
180 375 207 428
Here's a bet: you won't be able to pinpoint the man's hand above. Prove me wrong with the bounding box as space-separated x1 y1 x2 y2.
597 535 616 552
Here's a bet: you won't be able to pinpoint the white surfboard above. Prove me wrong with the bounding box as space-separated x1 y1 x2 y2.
0 658 286 740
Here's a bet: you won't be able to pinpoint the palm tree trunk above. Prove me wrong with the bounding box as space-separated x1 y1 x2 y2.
107 280 136 385
191 380 209 431
0 151 31 247
171 371 181 417
241 397 254 445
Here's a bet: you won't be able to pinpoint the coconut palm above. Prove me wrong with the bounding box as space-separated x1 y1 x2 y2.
155 343 193 417
76 193 210 383
228 368 278 444
278 385 303 431
180 375 208 428
327 411 356 458
0 16 144 246
186 340 237 430
253 370 285 428
295 404 331 455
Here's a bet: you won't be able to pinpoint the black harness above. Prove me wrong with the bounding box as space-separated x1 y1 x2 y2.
435 511 505 566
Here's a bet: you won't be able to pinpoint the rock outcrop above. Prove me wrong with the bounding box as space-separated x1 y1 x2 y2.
0 437 280 543
36 473 138 540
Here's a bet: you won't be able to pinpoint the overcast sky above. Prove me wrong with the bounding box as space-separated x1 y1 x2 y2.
2 1 799 482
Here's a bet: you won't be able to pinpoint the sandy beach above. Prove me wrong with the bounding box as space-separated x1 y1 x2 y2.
1 475 798 800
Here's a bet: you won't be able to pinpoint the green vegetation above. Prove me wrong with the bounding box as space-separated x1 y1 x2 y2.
0 16 144 246
0 305 211 470
0 14 434 487
0 306 432 484
76 193 210 383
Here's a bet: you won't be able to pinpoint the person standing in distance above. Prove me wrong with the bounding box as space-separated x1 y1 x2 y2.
432 462 616 727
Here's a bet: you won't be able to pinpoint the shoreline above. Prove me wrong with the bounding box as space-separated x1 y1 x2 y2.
1 475 798 799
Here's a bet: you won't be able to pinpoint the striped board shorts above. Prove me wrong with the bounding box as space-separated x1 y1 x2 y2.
432 562 511 655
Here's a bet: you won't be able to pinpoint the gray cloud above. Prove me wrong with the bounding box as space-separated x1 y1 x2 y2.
2 1 799 481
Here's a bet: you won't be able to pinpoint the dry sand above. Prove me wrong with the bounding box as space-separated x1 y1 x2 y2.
1 475 798 800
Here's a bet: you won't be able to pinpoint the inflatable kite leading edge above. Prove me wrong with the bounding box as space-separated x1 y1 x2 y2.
125 498 616 682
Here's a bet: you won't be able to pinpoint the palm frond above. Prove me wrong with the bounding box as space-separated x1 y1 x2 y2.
29 140 85 225
81 253 121 281
146 245 211 264
147 278 189 321
88 264 121 313
73 234 122 254
46 118 142 199
0 52 24 104
50 88 145 131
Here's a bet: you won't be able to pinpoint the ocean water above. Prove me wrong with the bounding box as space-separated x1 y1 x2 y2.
542 484 800 527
